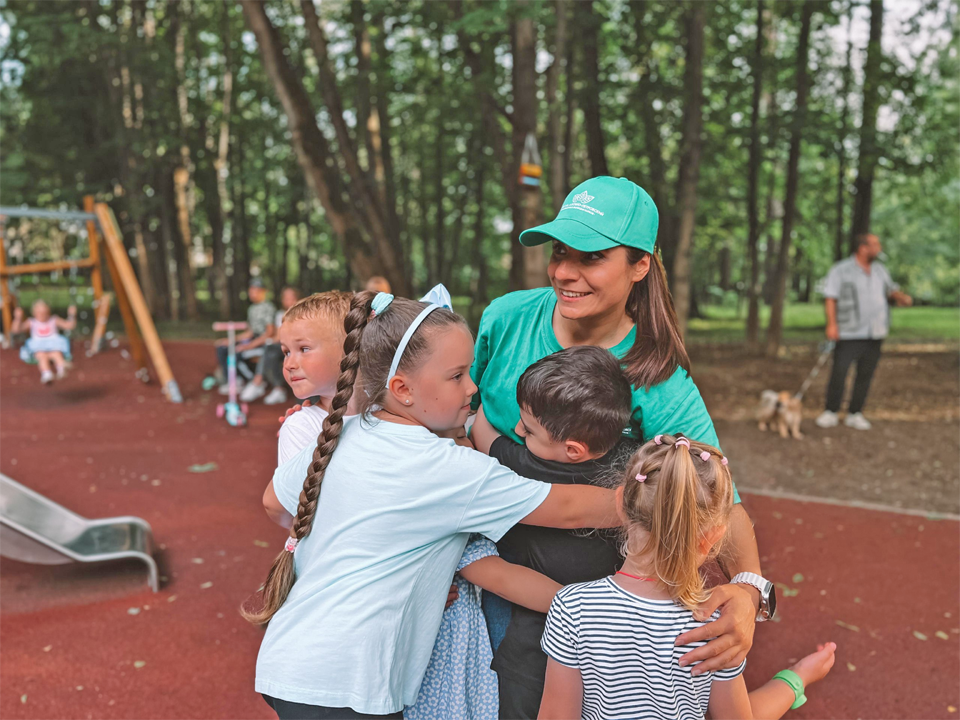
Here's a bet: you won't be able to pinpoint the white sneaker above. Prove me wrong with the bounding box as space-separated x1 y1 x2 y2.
219 380 245 396
40 370 54 384
240 382 267 402
815 410 839 428
263 387 288 406
844 412 872 430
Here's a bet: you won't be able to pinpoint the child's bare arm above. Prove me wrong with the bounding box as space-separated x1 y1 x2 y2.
459 556 561 613
55 306 77 331
537 658 583 719
262 481 294 529
707 676 754 719
10 307 27 334
521 484 619 529
470 405 500 455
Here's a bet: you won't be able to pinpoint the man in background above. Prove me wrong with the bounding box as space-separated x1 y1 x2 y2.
816 233 912 431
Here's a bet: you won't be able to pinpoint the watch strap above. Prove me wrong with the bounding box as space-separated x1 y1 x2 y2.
773 669 807 709
730 572 772 621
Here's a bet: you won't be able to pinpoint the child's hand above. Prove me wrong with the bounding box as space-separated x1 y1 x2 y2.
445 583 459 609
276 399 311 436
67 305 77 316
13 307 23 320
790 642 837 687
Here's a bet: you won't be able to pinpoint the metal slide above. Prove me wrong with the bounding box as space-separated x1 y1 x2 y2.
0 474 159 592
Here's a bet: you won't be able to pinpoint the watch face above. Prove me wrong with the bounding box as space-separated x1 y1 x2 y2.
766 581 777 618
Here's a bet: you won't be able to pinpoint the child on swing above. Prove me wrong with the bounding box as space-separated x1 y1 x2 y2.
12 299 76 384
538 433 837 720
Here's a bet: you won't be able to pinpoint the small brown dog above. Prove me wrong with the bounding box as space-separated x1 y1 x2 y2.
757 390 804 439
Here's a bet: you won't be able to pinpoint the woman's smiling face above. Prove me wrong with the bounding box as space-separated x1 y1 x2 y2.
547 241 650 321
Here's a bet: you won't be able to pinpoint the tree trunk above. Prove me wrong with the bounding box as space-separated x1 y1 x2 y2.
765 0 815 357
172 0 199 319
578 0 608 177
159 167 181 322
545 0 568 214
833 0 853 262
671 2 706 339
232 126 251 295
242 1 405 293
850 0 884 238
562 37 577 195
745 0 765 349
214 1 235 318
510 7 547 290
632 1 667 216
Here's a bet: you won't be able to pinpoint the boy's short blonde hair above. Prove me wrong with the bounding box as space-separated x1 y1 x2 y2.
283 291 353 339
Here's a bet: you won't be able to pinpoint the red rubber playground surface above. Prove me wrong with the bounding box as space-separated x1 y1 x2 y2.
1 342 958 719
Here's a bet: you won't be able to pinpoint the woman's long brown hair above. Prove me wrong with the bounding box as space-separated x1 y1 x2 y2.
622 248 691 388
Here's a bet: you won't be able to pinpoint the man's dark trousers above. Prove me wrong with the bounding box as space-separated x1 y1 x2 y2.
825 339 883 414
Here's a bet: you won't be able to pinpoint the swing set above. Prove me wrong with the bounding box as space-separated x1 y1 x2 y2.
0 196 182 403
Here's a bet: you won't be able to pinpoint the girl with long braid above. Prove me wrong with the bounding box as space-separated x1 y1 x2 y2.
247 291 619 720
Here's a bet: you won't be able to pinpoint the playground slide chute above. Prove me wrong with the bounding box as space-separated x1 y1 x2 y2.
0 474 159 592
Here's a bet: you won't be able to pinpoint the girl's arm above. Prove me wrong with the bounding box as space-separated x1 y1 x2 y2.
55 306 77 331
470 404 500 455
10 308 27 334
459 556 561 613
262 481 294 529
521 484 618 530
709 643 837 720
537 658 583 720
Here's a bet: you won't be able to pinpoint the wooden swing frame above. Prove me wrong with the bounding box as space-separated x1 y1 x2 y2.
0 196 182 403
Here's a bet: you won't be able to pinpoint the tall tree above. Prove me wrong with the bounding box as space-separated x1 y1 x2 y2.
545 0 569 214
850 0 884 237
766 0 815 357
671 1 706 338
835 1 854 261
578 0 609 177
745 0 766 349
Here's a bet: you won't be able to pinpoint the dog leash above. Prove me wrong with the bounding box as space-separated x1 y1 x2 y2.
794 341 836 401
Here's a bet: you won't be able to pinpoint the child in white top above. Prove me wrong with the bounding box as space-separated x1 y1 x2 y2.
247 291 619 719
539 434 837 720
12 300 76 384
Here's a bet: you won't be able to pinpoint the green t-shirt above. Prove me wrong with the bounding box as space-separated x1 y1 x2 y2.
470 287 739 501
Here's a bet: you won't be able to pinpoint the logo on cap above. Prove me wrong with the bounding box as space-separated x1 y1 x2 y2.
572 191 594 204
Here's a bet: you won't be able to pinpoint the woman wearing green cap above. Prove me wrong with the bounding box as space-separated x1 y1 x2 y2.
472 177 770 713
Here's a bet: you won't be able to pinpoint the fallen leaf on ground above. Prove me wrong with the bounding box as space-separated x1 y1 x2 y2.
948 706 956 713
200 581 213 589
936 631 950 640
188 462 218 473
167 595 177 603
76 686 83 691
133 661 146 669
127 608 141 616
846 662 856 672
792 573 804 583
43 645 52 652
191 558 204 564
913 630 928 641
20 695 27 704
835 620 860 632
254 540 270 548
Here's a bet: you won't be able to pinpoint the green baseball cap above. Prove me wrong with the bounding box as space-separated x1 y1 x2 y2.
519 176 659 253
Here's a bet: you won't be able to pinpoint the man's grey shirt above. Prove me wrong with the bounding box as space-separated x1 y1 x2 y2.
822 256 899 340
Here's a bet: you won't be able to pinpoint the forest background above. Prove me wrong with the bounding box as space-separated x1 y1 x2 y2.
1 0 957 354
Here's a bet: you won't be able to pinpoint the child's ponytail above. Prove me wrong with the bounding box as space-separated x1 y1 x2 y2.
242 291 376 625
620 434 734 611
645 439 708 610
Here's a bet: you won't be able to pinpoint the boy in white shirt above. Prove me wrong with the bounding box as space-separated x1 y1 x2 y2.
274 291 356 463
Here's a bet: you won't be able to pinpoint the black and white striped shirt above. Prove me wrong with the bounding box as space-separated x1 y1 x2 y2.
541 578 745 720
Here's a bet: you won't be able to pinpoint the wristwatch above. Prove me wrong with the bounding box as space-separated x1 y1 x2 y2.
730 572 777 622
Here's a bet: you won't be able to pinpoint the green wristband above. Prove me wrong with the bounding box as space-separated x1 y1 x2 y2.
773 669 807 709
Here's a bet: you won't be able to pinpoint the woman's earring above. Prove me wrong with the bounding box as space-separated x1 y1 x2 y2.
405 400 411 405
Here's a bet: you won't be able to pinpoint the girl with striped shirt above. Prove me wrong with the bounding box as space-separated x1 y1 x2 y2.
539 434 837 720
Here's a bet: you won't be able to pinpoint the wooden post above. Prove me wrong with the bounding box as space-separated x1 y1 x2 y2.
88 292 113 356
83 196 105 303
0 220 12 349
94 203 183 403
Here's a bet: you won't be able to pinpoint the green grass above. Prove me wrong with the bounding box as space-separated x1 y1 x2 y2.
687 303 959 344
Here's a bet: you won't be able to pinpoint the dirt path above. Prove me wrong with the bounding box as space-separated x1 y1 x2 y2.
691 343 960 515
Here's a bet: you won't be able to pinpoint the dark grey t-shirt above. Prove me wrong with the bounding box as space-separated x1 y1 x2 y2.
489 436 632 692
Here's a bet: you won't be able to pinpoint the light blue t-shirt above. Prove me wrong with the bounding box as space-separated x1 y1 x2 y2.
255 416 551 714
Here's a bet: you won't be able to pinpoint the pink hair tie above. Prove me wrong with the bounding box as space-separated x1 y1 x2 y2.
721 457 729 466
635 473 647 483
284 537 299 553
675 438 690 450
654 435 663 445
700 451 711 462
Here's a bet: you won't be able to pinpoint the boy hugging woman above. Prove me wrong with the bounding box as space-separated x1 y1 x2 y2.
247 283 834 720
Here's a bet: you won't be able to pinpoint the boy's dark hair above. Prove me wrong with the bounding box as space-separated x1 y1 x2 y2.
516 346 632 455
